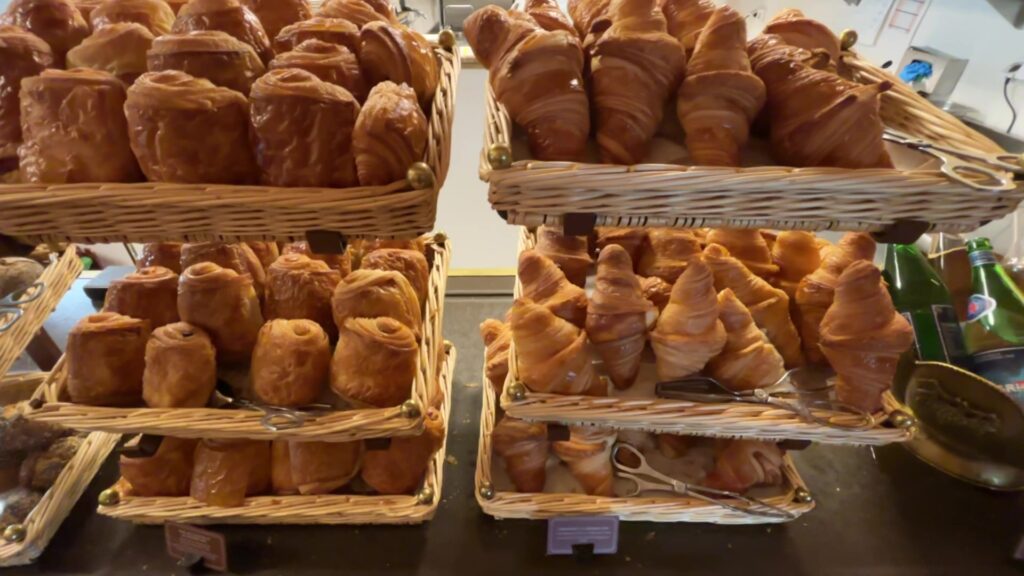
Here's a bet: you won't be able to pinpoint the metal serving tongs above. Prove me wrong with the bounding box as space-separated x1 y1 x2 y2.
883 129 1023 191
214 382 332 431
611 444 796 520
655 366 876 430
0 281 46 334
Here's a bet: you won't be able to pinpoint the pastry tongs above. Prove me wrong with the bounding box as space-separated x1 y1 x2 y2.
611 444 796 520
655 366 875 430
214 382 332 431
0 281 45 333
883 129 1022 191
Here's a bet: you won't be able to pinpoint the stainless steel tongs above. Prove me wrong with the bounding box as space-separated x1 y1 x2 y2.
0 281 46 333
883 129 1022 191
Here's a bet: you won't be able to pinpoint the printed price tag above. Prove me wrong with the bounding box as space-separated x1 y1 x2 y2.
547 516 619 556
165 522 228 572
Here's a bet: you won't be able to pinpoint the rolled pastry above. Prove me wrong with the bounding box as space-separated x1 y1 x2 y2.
492 416 548 492
272 16 358 53
125 70 256 184
705 229 779 279
281 241 351 274
518 249 588 328
637 228 701 284
264 253 341 337
595 227 648 266
359 248 429 311
66 23 154 85
142 321 216 407
241 0 309 42
191 439 271 506
352 80 427 186
509 298 601 396
147 30 266 93
177 261 264 364
331 269 421 338
534 225 591 288
138 242 182 272
552 427 616 496
181 241 266 297
269 39 367 101
119 436 197 496
2 0 89 66
89 0 175 35
316 0 396 28
479 319 511 395
331 317 418 407
0 26 52 160
271 440 363 495
66 312 150 406
171 0 273 63
103 265 180 329
245 241 279 271
360 407 443 494
251 319 331 407
359 21 437 110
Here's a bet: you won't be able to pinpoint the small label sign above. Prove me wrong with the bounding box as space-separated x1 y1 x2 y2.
547 516 619 556
165 522 228 572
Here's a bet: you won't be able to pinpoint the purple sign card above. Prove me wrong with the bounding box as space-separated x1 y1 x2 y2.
547 516 619 556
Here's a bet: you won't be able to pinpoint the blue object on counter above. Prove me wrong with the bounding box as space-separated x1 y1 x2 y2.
900 59 934 83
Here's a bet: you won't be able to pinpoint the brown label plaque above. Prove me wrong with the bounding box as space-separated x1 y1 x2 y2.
165 522 228 572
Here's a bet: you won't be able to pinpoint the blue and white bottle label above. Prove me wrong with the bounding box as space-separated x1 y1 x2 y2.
971 347 1024 406
966 294 997 322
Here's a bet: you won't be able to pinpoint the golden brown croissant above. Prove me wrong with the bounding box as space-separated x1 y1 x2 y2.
180 242 265 295
640 275 672 312
359 21 438 110
636 228 701 284
705 229 778 279
492 416 548 492
357 237 427 258
252 319 330 406
567 0 609 40
103 265 179 329
317 0 396 27
331 269 421 337
331 317 418 407
553 427 616 496
465 6 589 161
246 241 279 270
352 80 428 186
526 0 574 33
706 289 786 391
762 9 840 67
771 231 820 304
178 262 264 364
119 436 197 496
282 241 352 275
590 0 685 164
360 248 429 311
171 0 272 63
66 23 153 85
509 298 601 396
240 0 309 42
269 39 367 101
90 0 175 35
147 30 266 94
361 407 443 494
143 322 216 407
819 260 913 413
595 227 647 266
191 439 271 506
138 242 182 273
586 245 654 389
534 225 591 287
661 0 714 53
66 312 150 406
703 243 803 367
125 70 257 184
480 318 511 395
747 31 830 76
271 440 363 495
795 232 876 364
650 258 726 380
250 67 360 187
75 0 102 23
0 26 51 161
18 69 141 183
2 0 89 66
265 253 341 337
676 6 764 167
704 440 785 493
656 433 691 458
273 16 359 53
518 249 588 328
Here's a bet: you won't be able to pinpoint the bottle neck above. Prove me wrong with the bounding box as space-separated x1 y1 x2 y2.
969 249 998 268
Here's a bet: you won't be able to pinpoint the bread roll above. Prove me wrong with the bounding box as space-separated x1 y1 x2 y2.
66 312 150 406
191 439 271 506
177 261 263 364
358 21 437 109
352 81 427 186
359 248 429 311
2 0 89 66
272 16 358 53
138 242 182 272
281 241 351 274
331 317 418 407
0 26 52 160
265 253 341 337
241 0 309 42
331 269 420 338
269 39 366 101
251 319 330 406
90 0 175 34
142 321 216 407
147 30 265 93
271 440 362 495
66 23 154 84
119 436 197 496
103 265 179 328
172 0 272 63
360 407 443 494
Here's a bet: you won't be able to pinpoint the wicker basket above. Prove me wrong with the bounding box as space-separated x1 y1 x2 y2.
0 46 459 244
96 343 455 525
481 48 1022 234
0 372 119 566
25 235 451 442
504 227 914 445
476 365 815 523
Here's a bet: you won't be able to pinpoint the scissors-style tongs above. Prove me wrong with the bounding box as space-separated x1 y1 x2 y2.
221 396 332 431
0 281 46 334
883 129 1023 191
611 444 796 520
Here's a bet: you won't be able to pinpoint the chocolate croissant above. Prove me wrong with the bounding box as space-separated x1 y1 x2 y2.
705 229 778 279
509 298 601 396
265 253 341 337
331 269 421 337
552 427 616 496
534 225 591 288
518 249 588 328
251 319 331 407
103 265 180 329
316 0 396 28
66 23 154 85
492 416 548 492
271 440 363 495
241 0 310 42
0 26 52 161
272 16 358 53
636 228 701 284
171 0 272 63
360 407 443 494
66 312 150 406
359 248 429 311
352 80 428 186
142 322 216 407
331 317 419 407
269 39 367 101
2 0 89 66
359 21 437 110
661 0 714 53
480 318 511 395
525 0 574 33
90 0 175 35
282 241 352 274
138 242 183 273
191 439 271 506
704 440 785 493
650 258 726 380
178 262 264 364
147 30 266 94
706 289 786 391
119 436 197 496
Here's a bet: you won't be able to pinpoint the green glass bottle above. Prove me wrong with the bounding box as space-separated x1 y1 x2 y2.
883 243 967 365
964 237 1024 404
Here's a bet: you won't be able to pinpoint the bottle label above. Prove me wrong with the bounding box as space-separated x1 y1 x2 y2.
970 347 1024 406
966 294 997 322
901 306 967 364
969 250 998 267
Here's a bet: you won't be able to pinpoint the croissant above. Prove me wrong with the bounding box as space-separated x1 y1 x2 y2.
90 0 175 35
240 0 310 42
676 6 764 167
650 258 726 380
265 253 341 337
590 0 685 164
142 322 216 407
525 0 574 33
317 0 396 28
480 319 511 395
180 242 265 295
352 81 428 186
762 9 840 67
706 289 786 391
771 231 820 304
138 242 182 273
361 407 444 494
331 269 421 337
252 319 330 407
661 0 714 53
518 249 588 328
0 26 51 162
191 439 271 506
636 228 701 284
657 434 691 458
245 241 279 271
359 21 438 110
704 440 785 493
65 23 153 85
465 6 589 161
147 30 265 94
269 39 367 101
510 298 601 396
553 427 616 496
566 0 609 40
359 248 429 311
705 229 778 279
103 265 179 329
795 232 876 364
586 245 654 389
2 0 89 66
273 17 358 53
119 436 197 496
595 227 647 266
640 275 672 311
171 0 273 63
534 225 591 287
177 262 264 364
66 313 149 406
74 0 102 23
492 416 548 492
819 261 913 413
271 440 362 495
282 241 352 275
331 317 419 407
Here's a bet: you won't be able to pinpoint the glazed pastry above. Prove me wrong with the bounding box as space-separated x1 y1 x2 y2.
509 298 601 396
762 9 840 67
640 276 672 312
271 440 362 495
138 242 182 272
706 289 786 391
0 26 52 160
2 0 89 66
66 312 149 406
147 30 266 94
595 227 648 266
704 440 785 493
125 70 257 184
360 407 443 494
20 436 81 490
90 0 175 35
661 0 714 53
552 427 616 496
103 265 180 329
142 322 216 407
360 248 429 310
795 232 876 364
590 0 685 164
479 319 511 395
704 243 803 368
464 6 589 161
18 69 141 183
352 80 427 186
241 0 310 42
66 23 154 85
272 16 358 53
269 39 366 101
636 228 701 284
264 253 341 337
676 6 764 167
359 21 437 110
705 229 778 279
650 258 726 380
331 269 421 337
534 225 591 287
491 416 548 492
180 242 265 296
252 319 331 407
317 0 396 28
250 67 360 187
191 439 271 506
771 231 821 304
119 436 196 496
177 262 264 364
518 249 588 328
819 261 913 413
282 241 352 275
171 0 273 63
331 317 418 407
525 0 574 33
586 245 654 389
